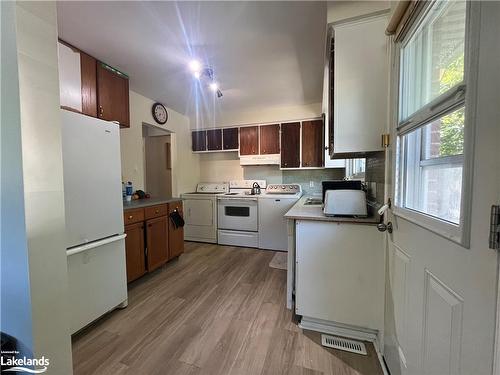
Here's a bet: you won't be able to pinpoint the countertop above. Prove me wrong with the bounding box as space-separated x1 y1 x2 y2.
284 195 381 225
123 197 182 210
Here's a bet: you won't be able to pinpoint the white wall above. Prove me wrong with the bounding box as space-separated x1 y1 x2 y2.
327 1 390 23
0 0 34 357
120 91 199 196
191 102 322 130
14 1 73 373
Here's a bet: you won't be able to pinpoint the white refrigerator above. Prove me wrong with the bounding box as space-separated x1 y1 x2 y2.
61 109 127 334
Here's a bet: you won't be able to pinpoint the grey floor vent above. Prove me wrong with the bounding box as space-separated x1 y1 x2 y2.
321 334 367 355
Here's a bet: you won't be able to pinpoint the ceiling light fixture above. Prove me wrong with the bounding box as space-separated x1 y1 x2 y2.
189 59 201 73
209 82 218 91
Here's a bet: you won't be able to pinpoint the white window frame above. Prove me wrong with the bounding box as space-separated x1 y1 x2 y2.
392 1 480 247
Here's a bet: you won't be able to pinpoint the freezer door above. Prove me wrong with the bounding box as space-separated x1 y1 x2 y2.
61 110 124 248
67 235 127 333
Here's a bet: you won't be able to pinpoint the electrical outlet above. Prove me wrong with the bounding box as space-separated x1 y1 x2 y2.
309 181 314 188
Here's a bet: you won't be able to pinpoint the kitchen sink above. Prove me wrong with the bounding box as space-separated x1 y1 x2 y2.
303 197 323 206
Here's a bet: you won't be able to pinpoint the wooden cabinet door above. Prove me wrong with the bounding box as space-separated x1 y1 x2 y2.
222 128 239 150
301 120 324 167
146 216 169 272
97 63 130 127
259 124 280 154
191 131 207 151
207 129 222 151
239 126 258 155
80 52 97 117
281 122 301 168
124 223 146 283
168 201 184 259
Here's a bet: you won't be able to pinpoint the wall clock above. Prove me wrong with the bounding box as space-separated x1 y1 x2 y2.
152 102 168 125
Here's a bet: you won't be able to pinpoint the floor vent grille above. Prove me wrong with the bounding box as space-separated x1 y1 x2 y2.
321 335 367 355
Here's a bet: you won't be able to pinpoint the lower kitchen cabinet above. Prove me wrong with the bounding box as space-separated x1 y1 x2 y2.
124 222 146 283
146 216 169 272
123 201 184 282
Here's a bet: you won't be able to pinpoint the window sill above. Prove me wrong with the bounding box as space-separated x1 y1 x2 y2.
392 206 469 248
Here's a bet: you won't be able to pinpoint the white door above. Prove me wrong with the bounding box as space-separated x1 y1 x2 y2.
384 2 500 375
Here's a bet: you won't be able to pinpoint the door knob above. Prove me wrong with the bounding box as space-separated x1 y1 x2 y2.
377 222 393 233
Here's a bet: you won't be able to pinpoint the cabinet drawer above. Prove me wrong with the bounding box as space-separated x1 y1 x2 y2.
145 204 168 220
124 208 144 225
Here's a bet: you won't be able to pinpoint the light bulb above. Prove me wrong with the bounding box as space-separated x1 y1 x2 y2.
189 60 201 73
210 82 218 91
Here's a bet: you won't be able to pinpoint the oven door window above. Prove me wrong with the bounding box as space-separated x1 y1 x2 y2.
225 206 250 217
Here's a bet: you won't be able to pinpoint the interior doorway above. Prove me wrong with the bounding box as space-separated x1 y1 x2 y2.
143 125 172 198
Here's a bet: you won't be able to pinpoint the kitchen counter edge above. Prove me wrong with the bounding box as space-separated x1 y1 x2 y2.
123 197 182 210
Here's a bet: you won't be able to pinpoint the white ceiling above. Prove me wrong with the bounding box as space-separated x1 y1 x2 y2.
57 1 327 118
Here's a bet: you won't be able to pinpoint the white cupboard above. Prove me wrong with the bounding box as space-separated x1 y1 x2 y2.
332 13 389 154
58 41 82 112
295 220 384 336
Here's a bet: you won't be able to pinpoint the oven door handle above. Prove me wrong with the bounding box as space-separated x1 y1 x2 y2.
218 198 258 203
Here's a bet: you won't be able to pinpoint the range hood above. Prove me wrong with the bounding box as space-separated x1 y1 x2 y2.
239 154 280 166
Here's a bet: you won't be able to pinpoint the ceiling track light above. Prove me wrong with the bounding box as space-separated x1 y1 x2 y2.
189 60 223 98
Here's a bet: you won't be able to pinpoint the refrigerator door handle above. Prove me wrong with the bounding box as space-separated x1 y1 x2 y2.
67 234 127 256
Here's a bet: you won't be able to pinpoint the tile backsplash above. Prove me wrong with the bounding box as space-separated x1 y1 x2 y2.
283 169 345 195
365 151 386 205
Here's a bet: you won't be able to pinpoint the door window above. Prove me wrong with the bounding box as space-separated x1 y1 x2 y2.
395 0 470 243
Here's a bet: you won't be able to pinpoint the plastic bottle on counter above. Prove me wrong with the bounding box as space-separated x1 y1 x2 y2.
125 181 133 202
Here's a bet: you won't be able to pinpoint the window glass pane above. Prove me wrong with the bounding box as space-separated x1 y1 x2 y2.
401 107 465 224
400 0 466 120
422 107 464 159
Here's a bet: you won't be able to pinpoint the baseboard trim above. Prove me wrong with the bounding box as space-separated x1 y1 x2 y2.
299 316 378 342
299 316 390 375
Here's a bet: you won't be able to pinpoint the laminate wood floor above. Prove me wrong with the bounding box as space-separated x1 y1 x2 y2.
72 242 383 375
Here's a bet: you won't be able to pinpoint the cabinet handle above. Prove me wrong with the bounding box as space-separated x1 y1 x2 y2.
155 210 159 214
128 215 133 219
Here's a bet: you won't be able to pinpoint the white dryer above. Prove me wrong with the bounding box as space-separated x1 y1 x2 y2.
181 183 228 243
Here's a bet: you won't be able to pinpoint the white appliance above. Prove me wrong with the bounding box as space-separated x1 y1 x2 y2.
181 183 229 243
217 180 266 248
323 189 367 217
259 184 303 251
239 154 280 166
61 109 127 334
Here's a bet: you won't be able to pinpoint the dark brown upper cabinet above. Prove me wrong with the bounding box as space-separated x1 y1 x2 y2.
207 129 222 151
192 130 207 151
239 126 259 155
280 122 301 168
301 120 324 168
80 52 97 117
222 128 239 150
259 124 280 154
97 63 130 128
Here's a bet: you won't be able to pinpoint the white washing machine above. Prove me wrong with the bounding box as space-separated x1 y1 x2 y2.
181 182 228 243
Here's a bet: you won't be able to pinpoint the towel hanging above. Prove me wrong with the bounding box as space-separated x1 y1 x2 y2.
169 210 184 229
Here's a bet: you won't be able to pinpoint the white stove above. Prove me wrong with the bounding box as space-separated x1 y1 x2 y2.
181 182 229 243
217 180 266 248
219 179 267 197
